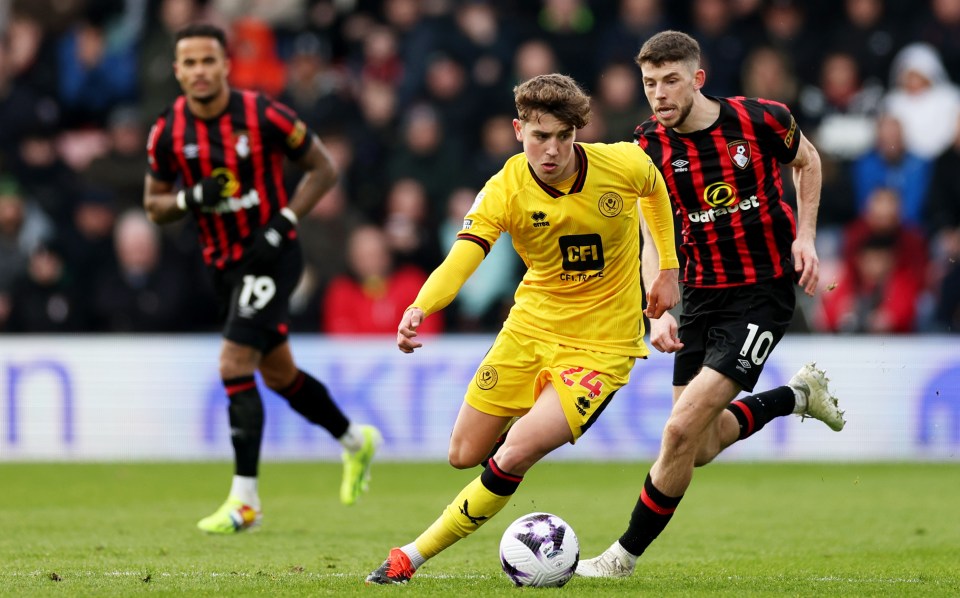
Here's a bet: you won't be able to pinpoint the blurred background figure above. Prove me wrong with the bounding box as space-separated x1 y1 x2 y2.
79 105 148 211
438 187 519 332
5 237 90 332
882 42 960 160
381 177 442 272
322 224 442 335
90 208 195 332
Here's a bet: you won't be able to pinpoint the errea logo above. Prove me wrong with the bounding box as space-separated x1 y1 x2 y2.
672 159 689 173
532 211 550 228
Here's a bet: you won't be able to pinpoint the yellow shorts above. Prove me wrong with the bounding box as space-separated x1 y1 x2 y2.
464 327 635 442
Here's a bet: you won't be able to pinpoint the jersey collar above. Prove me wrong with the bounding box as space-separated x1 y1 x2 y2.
527 143 588 198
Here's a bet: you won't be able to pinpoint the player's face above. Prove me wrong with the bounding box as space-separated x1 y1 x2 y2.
640 60 703 130
174 37 230 104
513 112 577 185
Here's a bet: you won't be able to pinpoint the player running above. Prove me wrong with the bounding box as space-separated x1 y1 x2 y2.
143 23 380 534
576 30 845 578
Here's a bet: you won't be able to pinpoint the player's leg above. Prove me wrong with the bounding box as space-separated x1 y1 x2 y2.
260 341 382 505
197 339 265 534
447 402 515 469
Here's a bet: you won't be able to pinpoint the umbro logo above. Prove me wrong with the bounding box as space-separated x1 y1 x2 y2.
738 359 752 369
672 158 689 173
183 144 200 159
531 211 550 228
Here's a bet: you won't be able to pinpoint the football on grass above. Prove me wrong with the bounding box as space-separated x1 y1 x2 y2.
499 512 579 587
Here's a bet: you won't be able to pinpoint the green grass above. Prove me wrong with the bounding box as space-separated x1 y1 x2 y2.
1 461 958 596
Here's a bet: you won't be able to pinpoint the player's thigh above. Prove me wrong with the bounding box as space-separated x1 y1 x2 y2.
497 383 572 473
448 402 513 468
546 346 634 443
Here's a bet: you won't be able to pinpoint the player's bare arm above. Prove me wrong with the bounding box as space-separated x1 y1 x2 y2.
143 175 187 225
641 218 683 353
789 133 822 296
286 136 339 219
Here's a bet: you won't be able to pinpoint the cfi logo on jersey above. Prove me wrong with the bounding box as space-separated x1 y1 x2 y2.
727 140 751 170
598 192 623 217
234 131 251 159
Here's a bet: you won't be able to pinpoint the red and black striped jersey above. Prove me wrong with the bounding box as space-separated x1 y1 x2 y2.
635 96 801 288
146 89 313 269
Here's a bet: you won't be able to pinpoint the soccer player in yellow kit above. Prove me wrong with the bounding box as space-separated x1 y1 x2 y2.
366 73 681 584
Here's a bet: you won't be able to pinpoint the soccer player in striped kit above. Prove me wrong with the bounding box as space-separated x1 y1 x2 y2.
577 30 846 578
143 23 380 533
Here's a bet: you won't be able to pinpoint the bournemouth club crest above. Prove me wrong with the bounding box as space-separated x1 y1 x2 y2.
727 140 751 170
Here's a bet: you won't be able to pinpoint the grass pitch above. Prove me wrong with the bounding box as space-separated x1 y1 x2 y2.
1 461 958 597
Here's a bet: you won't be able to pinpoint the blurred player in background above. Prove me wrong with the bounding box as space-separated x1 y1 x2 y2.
143 23 380 534
366 73 680 584
577 30 846 578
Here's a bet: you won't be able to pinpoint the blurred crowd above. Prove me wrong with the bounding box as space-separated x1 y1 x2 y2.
1 0 959 335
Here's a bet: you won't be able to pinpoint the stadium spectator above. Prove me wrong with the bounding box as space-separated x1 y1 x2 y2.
0 178 52 295
5 237 90 332
882 42 960 160
470 113 520 189
828 0 901 85
593 61 647 142
818 232 922 333
142 23 380 534
739 45 800 113
594 0 672 71
366 72 680 585
688 0 747 96
386 103 465 210
80 106 149 211
851 114 932 228
912 0 960 82
89 209 189 332
577 31 845 580
322 224 439 335
924 113 960 237
382 176 443 272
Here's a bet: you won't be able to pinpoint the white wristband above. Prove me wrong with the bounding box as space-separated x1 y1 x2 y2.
280 207 298 225
176 190 188 211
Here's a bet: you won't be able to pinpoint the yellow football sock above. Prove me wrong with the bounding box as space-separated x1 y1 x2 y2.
414 474 511 558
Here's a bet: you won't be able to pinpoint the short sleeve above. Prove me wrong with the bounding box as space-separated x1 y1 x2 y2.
262 96 314 161
759 99 801 164
145 114 178 182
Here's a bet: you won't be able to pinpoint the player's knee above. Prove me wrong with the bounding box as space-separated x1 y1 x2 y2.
447 446 482 470
661 419 694 455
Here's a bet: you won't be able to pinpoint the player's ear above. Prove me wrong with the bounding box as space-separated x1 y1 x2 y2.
513 118 523 142
693 68 706 91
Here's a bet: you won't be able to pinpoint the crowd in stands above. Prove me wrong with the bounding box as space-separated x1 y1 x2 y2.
1 0 959 335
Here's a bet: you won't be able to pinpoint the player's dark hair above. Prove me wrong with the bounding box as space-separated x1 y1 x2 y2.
636 30 701 69
513 74 591 129
174 23 228 54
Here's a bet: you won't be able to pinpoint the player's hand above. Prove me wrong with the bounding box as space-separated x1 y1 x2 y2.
243 210 296 270
178 176 226 209
649 312 683 353
792 236 820 296
644 268 680 319
397 307 425 354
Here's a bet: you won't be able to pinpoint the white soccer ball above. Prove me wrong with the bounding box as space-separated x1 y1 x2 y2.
499 512 579 587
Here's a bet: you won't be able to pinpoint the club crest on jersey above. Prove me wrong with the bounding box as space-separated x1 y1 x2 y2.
598 192 623 217
234 131 251 159
727 140 751 170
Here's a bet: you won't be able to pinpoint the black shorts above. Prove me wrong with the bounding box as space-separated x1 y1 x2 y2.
212 241 303 354
673 276 796 392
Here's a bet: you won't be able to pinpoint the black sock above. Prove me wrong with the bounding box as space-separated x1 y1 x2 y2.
481 458 524 495
223 376 263 477
619 473 683 557
726 386 795 440
276 370 349 439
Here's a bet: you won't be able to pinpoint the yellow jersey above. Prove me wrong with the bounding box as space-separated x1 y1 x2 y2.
457 142 677 356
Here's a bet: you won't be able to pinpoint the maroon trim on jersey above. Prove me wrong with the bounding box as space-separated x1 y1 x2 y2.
526 143 588 198
243 91 270 226
456 234 491 255
219 114 250 261
729 100 785 280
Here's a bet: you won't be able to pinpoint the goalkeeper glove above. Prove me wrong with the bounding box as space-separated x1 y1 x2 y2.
243 208 298 269
176 176 226 210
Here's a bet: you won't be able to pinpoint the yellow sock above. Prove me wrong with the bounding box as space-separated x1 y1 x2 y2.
414 472 513 558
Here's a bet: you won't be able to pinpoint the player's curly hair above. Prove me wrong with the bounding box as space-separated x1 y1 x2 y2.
636 30 701 69
513 74 591 130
